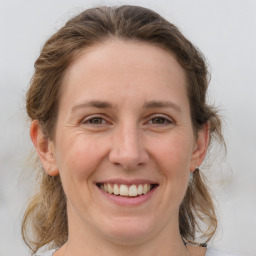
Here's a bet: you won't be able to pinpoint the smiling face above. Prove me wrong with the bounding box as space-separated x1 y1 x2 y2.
32 40 208 247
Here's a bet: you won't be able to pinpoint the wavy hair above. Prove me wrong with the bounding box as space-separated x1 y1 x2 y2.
22 5 224 254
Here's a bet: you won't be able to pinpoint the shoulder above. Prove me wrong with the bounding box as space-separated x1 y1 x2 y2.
35 249 56 256
206 247 241 256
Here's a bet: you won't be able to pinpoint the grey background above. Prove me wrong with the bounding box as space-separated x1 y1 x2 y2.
0 0 255 255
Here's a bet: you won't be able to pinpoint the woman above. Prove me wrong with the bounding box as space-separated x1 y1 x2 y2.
22 5 235 256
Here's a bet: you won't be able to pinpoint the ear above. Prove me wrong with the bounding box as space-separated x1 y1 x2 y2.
30 120 59 176
190 123 209 172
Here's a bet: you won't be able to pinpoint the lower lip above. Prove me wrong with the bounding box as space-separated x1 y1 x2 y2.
97 185 158 206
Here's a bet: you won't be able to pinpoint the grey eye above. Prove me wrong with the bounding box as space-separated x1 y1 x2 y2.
88 118 104 124
151 117 170 124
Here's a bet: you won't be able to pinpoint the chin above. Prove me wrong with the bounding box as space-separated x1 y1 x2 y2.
100 216 155 244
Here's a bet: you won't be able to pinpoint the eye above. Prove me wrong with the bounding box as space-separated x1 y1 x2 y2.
88 117 105 125
151 117 170 124
81 116 109 126
147 115 173 126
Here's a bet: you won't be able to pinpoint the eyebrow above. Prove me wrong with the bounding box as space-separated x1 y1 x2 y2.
143 100 181 113
71 100 181 113
71 100 114 113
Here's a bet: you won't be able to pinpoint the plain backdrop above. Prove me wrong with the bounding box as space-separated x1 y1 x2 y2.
0 0 255 255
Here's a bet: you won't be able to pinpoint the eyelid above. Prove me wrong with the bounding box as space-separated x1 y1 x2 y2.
79 113 174 126
81 114 110 125
144 114 175 125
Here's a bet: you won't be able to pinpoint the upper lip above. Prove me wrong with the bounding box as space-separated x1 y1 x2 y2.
95 178 159 186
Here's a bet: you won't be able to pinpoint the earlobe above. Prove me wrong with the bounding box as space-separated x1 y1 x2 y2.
190 123 209 172
30 120 59 176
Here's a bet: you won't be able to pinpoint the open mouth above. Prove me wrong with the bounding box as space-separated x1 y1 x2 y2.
96 183 158 197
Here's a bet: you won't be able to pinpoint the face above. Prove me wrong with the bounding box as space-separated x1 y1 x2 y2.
33 40 208 245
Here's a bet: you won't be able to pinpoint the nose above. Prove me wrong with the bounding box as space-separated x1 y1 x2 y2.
109 123 149 170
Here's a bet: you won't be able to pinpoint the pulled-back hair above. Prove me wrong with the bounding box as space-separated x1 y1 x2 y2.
23 5 224 254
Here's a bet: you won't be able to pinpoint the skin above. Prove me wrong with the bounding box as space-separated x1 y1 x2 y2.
31 40 208 256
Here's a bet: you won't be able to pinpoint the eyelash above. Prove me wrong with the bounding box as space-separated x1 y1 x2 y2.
81 115 109 126
146 115 173 126
81 114 174 127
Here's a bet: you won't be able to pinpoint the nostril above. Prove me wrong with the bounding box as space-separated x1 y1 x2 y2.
108 137 149 169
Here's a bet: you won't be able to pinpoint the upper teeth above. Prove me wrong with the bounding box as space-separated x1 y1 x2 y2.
100 183 151 197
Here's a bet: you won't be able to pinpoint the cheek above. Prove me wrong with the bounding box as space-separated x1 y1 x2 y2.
154 135 193 171
55 134 107 180
151 135 192 193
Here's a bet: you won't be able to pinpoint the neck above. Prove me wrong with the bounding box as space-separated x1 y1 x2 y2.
58 208 189 256
61 236 188 256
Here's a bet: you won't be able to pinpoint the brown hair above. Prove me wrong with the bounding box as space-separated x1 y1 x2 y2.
23 5 224 254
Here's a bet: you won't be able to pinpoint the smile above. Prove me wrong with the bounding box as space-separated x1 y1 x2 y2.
97 183 157 197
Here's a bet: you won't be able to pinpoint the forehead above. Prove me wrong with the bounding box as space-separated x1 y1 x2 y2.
60 40 188 105
66 40 185 77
